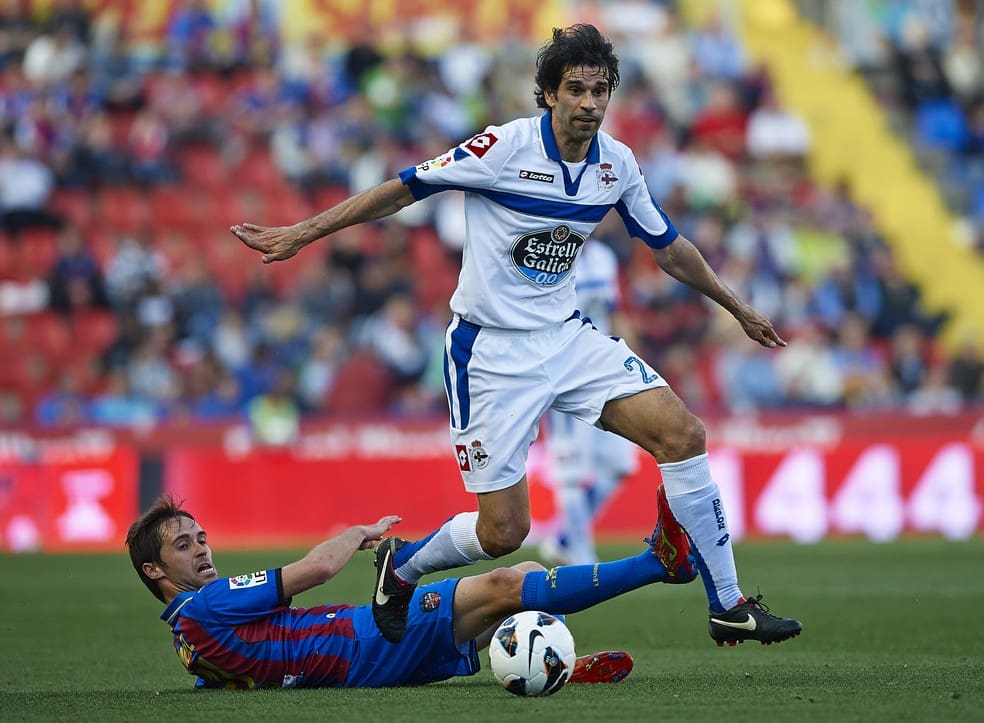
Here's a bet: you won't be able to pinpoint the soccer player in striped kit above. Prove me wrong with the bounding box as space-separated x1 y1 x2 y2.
126 496 698 688
233 24 802 648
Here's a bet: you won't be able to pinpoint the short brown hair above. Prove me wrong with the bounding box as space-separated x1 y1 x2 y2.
534 24 620 110
125 495 195 603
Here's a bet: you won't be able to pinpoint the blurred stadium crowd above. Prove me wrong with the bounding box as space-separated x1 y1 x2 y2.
1 0 983 438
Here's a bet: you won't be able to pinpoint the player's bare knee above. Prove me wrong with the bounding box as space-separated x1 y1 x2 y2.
485 567 526 601
659 413 706 462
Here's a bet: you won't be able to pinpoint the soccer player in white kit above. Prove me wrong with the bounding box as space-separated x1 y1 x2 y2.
540 236 639 566
233 24 802 649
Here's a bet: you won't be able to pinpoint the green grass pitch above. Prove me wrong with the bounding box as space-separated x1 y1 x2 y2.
1 538 981 722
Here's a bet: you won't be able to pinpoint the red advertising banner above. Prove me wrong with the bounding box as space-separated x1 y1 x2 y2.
160 414 984 548
0 431 138 552
1 411 981 551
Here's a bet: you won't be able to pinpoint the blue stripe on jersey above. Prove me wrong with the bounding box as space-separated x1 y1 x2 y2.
615 198 678 249
402 170 613 223
446 318 480 429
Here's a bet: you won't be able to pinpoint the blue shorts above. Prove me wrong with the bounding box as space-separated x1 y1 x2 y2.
345 578 480 687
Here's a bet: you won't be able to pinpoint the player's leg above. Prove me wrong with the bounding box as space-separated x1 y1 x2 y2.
601 387 802 645
372 482 530 643
452 533 693 642
542 409 598 565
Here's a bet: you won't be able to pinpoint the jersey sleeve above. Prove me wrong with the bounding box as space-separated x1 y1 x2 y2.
398 127 508 200
187 568 287 625
613 156 678 249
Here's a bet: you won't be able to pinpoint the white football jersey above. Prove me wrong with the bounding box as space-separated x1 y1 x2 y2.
399 113 676 330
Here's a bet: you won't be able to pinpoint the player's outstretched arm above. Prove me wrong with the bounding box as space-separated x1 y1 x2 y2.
280 515 402 598
650 235 786 349
230 178 416 264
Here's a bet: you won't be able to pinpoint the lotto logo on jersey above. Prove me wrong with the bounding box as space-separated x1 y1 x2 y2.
229 571 268 589
463 132 498 158
511 225 585 286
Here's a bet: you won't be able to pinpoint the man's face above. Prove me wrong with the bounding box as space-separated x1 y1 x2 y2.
545 65 611 153
145 516 218 593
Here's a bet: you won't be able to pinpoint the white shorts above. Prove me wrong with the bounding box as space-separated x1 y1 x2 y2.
443 313 666 493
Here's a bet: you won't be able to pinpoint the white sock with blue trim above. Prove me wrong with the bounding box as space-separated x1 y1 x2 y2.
659 453 742 612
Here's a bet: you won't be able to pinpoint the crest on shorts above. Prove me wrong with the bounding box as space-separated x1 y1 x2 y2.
469 440 490 470
420 591 442 612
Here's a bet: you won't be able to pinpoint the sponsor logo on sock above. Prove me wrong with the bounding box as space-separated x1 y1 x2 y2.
716 533 730 547
710 613 757 631
712 498 726 531
374 547 393 606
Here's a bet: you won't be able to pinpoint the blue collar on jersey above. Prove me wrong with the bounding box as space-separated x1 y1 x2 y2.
540 111 600 197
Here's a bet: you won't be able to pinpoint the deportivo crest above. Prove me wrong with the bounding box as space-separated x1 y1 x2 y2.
597 163 618 190
420 591 442 612
510 225 585 286
229 571 268 589
469 440 490 470
415 151 455 173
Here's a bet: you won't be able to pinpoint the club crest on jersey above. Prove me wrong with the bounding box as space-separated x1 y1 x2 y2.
597 163 618 190
229 571 268 589
511 225 585 286
420 591 442 612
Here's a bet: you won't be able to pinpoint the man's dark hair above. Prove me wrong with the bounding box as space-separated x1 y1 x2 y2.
534 24 620 110
125 495 195 603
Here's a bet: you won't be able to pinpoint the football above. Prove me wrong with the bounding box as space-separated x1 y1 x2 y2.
488 610 576 696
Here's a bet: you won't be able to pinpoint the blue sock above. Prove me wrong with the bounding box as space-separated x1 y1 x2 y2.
520 550 668 614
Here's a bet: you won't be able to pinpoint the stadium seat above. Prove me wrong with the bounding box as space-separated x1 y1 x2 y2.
325 350 395 414
70 309 120 356
26 311 74 364
50 188 95 231
97 187 150 235
180 147 228 191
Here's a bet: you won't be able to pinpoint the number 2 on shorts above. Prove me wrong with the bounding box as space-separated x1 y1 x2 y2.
623 356 658 384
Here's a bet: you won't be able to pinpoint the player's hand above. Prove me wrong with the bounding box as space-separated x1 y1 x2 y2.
359 515 403 550
230 222 307 264
735 304 786 349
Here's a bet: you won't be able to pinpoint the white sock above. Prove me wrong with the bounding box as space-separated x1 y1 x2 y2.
558 485 597 565
395 511 492 584
659 453 742 612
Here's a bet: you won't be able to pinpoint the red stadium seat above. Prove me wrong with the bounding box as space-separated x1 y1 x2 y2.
325 350 395 414
70 309 120 355
97 188 150 235
25 312 74 363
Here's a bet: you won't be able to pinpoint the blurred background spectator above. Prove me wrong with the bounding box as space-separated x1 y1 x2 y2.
0 0 980 434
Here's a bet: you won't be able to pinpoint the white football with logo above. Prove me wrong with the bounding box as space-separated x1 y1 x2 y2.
488 610 576 696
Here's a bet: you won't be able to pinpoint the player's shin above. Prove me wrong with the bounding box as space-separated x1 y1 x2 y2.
659 453 742 613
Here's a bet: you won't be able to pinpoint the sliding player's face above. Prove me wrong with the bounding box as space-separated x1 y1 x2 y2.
153 516 218 592
546 65 611 152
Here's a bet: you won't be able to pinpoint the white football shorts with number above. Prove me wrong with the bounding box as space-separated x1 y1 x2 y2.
399 113 676 492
